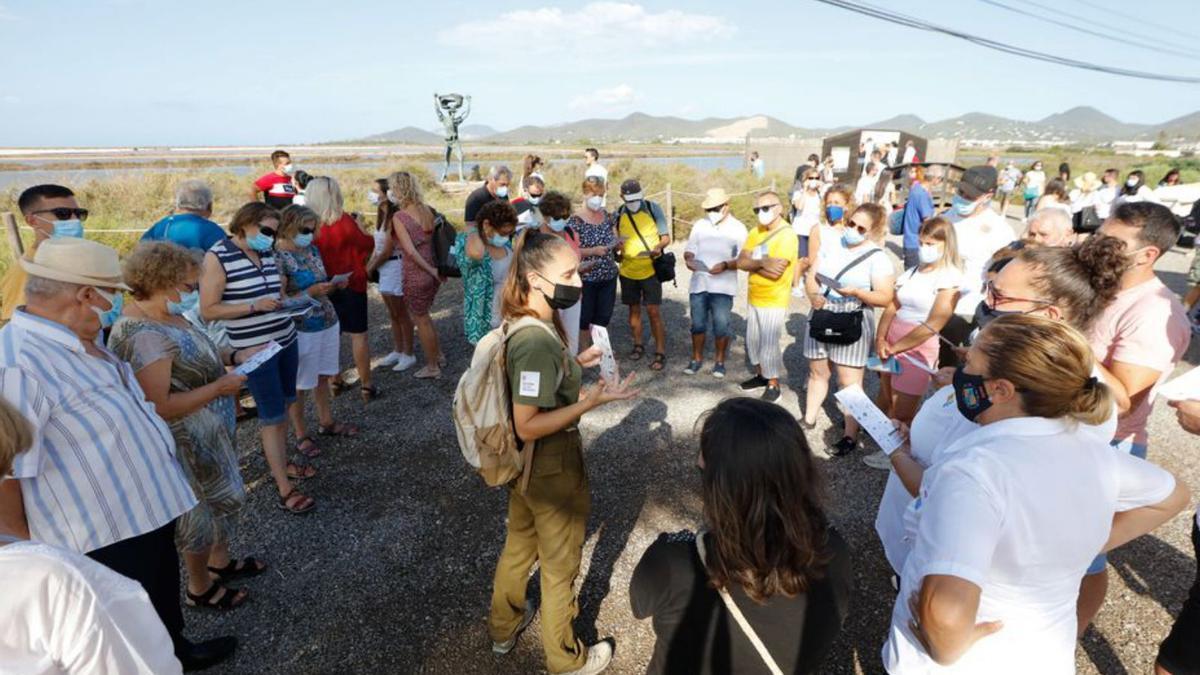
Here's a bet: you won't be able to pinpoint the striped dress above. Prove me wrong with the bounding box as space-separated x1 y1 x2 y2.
209 238 296 349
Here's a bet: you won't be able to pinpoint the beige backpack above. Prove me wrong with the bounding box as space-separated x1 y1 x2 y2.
452 317 563 490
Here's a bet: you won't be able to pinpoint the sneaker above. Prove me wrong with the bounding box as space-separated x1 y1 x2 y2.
561 639 615 675
762 385 781 402
712 363 726 379
862 450 892 470
683 360 702 375
378 351 402 367
739 374 768 390
392 353 417 372
828 436 858 457
492 601 536 655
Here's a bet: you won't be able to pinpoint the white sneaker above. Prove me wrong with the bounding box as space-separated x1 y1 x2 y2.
561 640 614 675
378 351 402 367
392 354 417 372
491 600 535 655
862 450 892 470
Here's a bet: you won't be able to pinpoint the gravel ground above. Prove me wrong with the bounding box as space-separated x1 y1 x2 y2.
189 221 1200 675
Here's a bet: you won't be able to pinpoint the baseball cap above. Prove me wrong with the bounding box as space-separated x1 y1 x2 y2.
958 166 998 200
620 179 644 201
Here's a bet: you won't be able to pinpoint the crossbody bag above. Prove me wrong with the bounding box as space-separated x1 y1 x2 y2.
625 205 677 285
695 530 784 675
808 248 881 345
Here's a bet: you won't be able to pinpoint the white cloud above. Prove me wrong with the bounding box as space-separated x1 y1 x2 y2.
438 3 734 53
569 84 638 111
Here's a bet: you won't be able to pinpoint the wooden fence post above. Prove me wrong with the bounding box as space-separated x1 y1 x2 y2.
2 212 23 263
664 183 675 240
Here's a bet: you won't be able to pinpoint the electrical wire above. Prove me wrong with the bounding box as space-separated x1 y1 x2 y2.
1058 0 1198 44
976 0 1200 61
812 0 1200 84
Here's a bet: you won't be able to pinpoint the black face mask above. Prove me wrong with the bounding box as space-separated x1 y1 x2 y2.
536 274 582 310
952 365 993 422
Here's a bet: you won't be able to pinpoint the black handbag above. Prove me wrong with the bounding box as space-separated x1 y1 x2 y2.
808 249 881 345
626 204 676 285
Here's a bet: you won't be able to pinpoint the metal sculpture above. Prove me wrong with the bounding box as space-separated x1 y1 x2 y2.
434 93 471 182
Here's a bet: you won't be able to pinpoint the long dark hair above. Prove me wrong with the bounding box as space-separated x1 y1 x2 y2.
500 230 570 340
374 178 396 232
699 398 831 603
1121 170 1145 196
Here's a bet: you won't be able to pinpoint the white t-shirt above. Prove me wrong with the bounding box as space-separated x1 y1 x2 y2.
0 540 183 675
902 146 917 165
882 415 1174 674
792 192 823 235
685 215 748 297
1112 185 1161 208
1095 185 1118 219
999 167 1021 192
815 240 894 302
874 382 1118 575
951 209 1015 316
1024 169 1046 192
895 265 964 324
584 163 608 183
854 175 879 206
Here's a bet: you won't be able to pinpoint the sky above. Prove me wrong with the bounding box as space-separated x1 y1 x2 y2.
3 0 1200 146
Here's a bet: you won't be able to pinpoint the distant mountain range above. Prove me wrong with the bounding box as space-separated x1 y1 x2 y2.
351 107 1200 145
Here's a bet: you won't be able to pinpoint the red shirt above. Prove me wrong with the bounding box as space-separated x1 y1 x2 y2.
315 213 375 293
254 172 296 209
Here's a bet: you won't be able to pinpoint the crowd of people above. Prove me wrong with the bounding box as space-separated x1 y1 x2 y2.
0 145 1199 675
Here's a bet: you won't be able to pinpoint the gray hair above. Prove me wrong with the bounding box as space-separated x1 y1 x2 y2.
925 165 945 180
1029 207 1073 237
303 176 344 225
24 275 81 300
175 179 213 212
489 165 512 181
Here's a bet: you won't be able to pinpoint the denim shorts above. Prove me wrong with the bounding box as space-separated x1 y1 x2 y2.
689 292 734 338
580 278 617 329
1088 437 1151 574
243 339 299 426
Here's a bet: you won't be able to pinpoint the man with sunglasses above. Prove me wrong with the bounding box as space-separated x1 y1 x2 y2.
1 184 87 322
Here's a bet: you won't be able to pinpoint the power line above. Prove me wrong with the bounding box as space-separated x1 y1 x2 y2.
812 0 1200 84
1058 0 1198 44
976 0 1200 61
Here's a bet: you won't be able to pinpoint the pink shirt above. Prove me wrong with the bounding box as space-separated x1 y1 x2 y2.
1088 277 1190 445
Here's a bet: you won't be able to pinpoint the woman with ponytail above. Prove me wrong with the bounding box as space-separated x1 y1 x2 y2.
487 231 637 675
883 314 1188 673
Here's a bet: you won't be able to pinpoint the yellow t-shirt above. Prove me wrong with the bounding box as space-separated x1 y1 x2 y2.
745 223 799 309
617 207 665 281
0 249 32 322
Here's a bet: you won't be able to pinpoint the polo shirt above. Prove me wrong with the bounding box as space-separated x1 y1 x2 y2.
140 213 227 252
0 310 196 553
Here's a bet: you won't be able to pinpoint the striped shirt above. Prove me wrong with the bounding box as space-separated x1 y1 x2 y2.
209 238 297 349
0 310 197 553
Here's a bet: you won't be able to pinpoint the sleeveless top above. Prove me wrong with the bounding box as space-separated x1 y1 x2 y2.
210 238 297 349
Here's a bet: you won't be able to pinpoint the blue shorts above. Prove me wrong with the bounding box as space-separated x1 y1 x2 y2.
1088 437 1152 574
580 278 617 329
243 339 299 426
689 292 734 339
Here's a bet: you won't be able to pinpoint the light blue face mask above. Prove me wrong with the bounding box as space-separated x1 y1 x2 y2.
167 289 199 316
842 228 866 247
92 288 124 328
489 233 512 248
294 233 314 248
952 194 978 217
248 232 274 252
51 218 85 239
548 218 568 233
495 185 509 199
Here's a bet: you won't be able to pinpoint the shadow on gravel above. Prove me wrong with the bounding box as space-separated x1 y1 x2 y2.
1109 534 1194 614
1080 625 1131 675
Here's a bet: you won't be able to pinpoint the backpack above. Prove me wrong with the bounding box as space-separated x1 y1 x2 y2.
452 317 564 491
432 208 461 278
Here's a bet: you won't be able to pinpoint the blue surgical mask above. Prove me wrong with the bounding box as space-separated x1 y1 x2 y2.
489 233 512 248
48 218 84 239
825 205 845 222
91 287 124 328
495 185 509 199
952 194 978 217
842 228 866 247
248 232 274 252
167 289 199 316
294 233 314 248
548 218 568 233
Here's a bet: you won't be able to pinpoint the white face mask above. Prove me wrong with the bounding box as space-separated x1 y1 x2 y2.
1126 178 1139 188
387 189 399 205
918 244 943 265
625 200 643 213
586 195 605 211
495 185 509 199
282 163 295 176
805 179 821 190
527 195 543 206
367 191 382 206
756 207 776 226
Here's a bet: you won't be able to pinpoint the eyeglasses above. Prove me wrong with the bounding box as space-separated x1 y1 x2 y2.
32 207 89 221
258 225 277 238
752 205 779 214
985 280 1049 307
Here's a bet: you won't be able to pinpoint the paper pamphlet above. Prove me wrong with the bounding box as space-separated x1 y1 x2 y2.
234 340 283 376
833 384 905 455
589 326 620 384
329 272 353 285
815 273 842 290
276 295 320 318
866 355 902 374
1156 365 1200 402
899 352 940 375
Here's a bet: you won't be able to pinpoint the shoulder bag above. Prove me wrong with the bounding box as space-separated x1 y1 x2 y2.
695 530 784 675
808 248 881 345
625 204 676 285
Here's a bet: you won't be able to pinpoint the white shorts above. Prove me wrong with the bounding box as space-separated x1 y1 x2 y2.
378 258 403 296
296 323 341 390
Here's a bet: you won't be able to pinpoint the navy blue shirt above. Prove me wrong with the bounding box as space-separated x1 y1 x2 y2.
141 213 227 252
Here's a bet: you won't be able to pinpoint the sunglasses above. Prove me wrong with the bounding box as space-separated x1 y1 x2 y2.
259 225 277 238
848 222 870 235
33 207 89 221
705 206 725 214
752 205 779 214
298 228 315 236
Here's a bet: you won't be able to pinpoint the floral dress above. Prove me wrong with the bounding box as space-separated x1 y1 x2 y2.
455 231 513 344
570 211 619 283
108 317 244 553
276 244 339 333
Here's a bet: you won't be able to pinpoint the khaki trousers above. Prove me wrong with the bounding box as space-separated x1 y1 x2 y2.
489 430 590 673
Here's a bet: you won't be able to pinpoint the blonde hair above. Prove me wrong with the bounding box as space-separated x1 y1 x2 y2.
389 171 424 207
977 314 1114 426
0 398 33 477
278 204 321 241
918 216 963 271
122 241 201 300
848 202 887 239
581 176 606 197
304 176 344 225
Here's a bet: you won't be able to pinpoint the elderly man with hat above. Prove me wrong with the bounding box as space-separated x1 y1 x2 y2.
940 165 1017 365
615 178 672 371
682 188 748 377
0 238 238 671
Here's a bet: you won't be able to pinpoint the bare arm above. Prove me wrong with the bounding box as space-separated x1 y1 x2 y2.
133 358 245 422
464 231 486 261
199 252 277 321
1101 360 1161 416
511 374 637 443
888 288 957 355
890 446 925 497
366 232 394 273
0 479 29 539
914 575 1002 666
843 274 895 308
393 213 440 279
433 94 446 122
1104 478 1190 553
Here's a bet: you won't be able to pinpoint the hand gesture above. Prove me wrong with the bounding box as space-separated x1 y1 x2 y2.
907 591 1002 659
251 297 281 313
214 372 248 397
932 366 956 389
876 340 892 360
576 346 603 369
709 262 727 275
889 418 912 453
584 372 639 408
1169 399 1200 435
307 282 333 298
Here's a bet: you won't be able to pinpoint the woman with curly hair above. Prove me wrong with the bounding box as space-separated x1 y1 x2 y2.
631 397 852 675
455 199 518 343
110 241 267 610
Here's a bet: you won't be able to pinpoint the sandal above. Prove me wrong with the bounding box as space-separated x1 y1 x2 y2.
294 436 320 458
277 487 315 514
207 557 267 582
330 378 350 396
185 582 248 611
286 462 317 480
630 344 645 361
360 384 382 403
414 365 442 380
318 421 360 437
649 352 666 371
